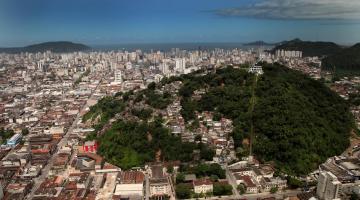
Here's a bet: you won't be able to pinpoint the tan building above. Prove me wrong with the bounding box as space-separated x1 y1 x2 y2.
193 178 213 194
236 175 258 194
149 164 172 197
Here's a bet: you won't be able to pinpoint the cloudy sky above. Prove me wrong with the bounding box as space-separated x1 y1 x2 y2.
0 0 359 46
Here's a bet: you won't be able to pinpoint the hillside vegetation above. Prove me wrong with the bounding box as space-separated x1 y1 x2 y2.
83 63 353 175
83 93 214 170
175 63 353 175
272 39 360 74
322 43 360 72
97 118 214 169
272 39 342 57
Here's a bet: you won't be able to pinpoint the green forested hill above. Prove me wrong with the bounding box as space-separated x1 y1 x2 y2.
84 63 353 175
322 43 360 72
272 39 342 57
175 63 353 175
253 64 352 174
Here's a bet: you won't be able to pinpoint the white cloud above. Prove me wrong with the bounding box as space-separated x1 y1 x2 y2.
215 0 360 20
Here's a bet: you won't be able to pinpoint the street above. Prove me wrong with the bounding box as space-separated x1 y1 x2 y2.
26 76 104 200
224 165 240 197
186 189 301 200
145 173 150 200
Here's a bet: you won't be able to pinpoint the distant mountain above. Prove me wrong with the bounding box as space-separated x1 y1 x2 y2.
272 39 343 57
243 41 274 46
322 43 360 72
0 41 90 53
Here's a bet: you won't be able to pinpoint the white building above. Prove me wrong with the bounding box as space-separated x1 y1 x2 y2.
193 179 213 194
175 58 186 73
49 126 64 135
114 69 123 84
149 180 171 197
234 175 259 194
161 61 169 75
114 184 143 197
316 172 341 200
6 133 22 147
126 62 133 70
276 49 302 58
115 171 145 198
261 177 287 192
149 165 172 197
248 65 263 75
154 74 164 83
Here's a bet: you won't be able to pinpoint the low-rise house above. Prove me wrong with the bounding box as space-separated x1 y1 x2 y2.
33 176 63 199
49 126 64 139
149 164 172 197
81 140 98 153
20 165 41 179
68 172 92 189
261 177 287 192
114 171 145 198
50 152 71 175
236 175 259 194
193 178 213 194
74 153 104 171
3 182 32 200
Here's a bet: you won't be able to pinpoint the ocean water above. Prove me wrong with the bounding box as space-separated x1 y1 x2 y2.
91 42 272 52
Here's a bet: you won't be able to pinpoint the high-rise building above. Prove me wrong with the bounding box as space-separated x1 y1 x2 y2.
37 60 45 72
160 60 169 75
175 58 186 73
114 70 123 83
126 62 132 70
190 52 198 64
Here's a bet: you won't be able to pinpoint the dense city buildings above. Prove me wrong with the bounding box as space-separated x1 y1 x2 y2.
0 45 359 200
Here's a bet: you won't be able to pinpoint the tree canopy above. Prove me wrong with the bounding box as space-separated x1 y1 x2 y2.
96 118 214 169
173 63 353 175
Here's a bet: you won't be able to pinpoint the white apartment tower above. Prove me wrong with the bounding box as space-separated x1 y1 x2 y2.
114 70 123 83
161 60 169 76
37 60 45 72
175 58 186 73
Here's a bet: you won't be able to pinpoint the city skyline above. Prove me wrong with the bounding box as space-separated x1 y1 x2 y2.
1 0 360 47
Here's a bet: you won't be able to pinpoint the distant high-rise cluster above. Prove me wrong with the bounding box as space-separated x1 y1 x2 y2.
276 49 302 58
0 45 342 200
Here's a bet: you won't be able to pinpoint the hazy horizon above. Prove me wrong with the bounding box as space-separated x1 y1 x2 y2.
0 39 357 49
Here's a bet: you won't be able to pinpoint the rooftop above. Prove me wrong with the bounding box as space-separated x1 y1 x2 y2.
119 171 145 184
193 178 212 186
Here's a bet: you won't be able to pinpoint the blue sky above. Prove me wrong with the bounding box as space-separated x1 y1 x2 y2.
1 0 360 46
